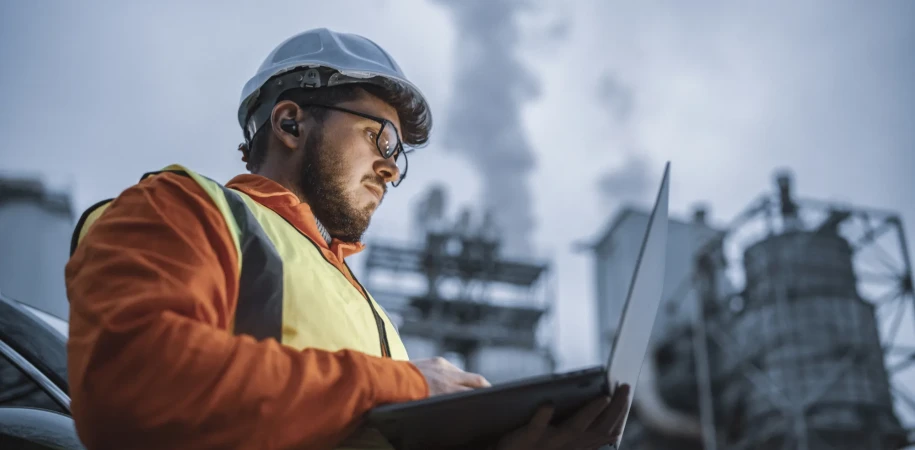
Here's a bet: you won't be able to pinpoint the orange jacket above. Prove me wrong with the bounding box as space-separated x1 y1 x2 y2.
65 171 428 450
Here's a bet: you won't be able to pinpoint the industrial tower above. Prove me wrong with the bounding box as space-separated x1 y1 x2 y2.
590 170 914 450
684 170 913 449
362 185 556 383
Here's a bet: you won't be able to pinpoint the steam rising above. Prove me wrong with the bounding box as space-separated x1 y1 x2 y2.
433 0 540 257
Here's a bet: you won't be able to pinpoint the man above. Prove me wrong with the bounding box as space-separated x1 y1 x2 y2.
65 28 630 450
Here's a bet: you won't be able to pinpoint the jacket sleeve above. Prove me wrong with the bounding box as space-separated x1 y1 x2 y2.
65 172 429 450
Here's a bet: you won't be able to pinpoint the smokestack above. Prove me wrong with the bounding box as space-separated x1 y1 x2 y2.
775 168 799 230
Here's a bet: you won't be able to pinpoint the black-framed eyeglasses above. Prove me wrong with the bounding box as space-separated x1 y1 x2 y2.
297 103 410 187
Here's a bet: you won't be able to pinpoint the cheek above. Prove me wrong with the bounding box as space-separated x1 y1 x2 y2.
333 157 370 197
340 143 378 178
337 157 367 186
324 134 376 182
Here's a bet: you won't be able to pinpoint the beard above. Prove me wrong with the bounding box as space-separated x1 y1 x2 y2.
297 129 383 243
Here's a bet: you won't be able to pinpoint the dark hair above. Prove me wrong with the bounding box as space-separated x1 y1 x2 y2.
239 82 432 173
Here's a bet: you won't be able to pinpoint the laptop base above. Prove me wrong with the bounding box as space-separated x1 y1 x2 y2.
367 366 609 450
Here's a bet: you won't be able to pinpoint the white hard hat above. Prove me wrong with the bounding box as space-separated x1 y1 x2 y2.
238 28 431 146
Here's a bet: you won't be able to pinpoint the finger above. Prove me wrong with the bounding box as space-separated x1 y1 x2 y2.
519 404 554 443
432 356 456 368
565 396 611 432
529 404 554 430
458 372 491 388
439 384 474 395
592 383 632 433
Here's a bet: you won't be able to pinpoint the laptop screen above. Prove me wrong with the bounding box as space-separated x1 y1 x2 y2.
606 162 670 392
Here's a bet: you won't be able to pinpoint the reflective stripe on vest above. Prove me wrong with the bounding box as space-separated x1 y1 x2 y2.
69 165 406 362
70 167 284 340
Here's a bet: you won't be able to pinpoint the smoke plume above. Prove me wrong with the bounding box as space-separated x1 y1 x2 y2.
597 153 652 203
594 72 653 208
433 0 541 257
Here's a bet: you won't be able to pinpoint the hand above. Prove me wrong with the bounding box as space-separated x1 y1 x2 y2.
494 384 632 450
411 357 491 396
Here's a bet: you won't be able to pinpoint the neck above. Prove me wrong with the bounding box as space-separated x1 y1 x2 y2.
253 165 331 246
255 157 300 197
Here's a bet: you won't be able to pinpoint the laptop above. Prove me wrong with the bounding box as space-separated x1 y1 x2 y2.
366 162 671 450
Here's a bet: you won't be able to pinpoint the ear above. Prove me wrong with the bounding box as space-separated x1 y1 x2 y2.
270 100 305 150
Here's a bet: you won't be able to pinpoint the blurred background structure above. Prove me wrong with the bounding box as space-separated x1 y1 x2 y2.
363 185 557 383
0 175 74 320
586 170 915 449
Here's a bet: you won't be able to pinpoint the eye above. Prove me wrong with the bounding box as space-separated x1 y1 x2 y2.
365 129 378 143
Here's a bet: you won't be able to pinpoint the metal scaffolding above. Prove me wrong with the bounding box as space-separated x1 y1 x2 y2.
362 186 555 381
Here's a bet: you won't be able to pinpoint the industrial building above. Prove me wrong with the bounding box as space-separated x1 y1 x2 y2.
363 185 556 383
587 170 915 449
590 203 724 364
0 175 74 321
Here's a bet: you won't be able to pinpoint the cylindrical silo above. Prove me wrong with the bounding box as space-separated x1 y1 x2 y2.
719 230 906 449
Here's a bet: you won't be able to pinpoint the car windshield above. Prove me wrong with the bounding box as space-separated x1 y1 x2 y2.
16 302 68 339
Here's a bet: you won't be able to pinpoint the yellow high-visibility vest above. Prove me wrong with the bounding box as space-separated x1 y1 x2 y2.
71 164 409 449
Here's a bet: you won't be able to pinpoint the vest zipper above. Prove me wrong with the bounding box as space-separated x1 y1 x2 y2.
346 262 392 358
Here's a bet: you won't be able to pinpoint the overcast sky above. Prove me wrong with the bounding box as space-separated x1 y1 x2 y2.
2 0 914 424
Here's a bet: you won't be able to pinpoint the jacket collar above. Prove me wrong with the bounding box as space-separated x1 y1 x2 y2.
224 174 365 261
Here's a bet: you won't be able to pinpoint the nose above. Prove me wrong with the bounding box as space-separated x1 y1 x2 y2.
373 156 400 184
